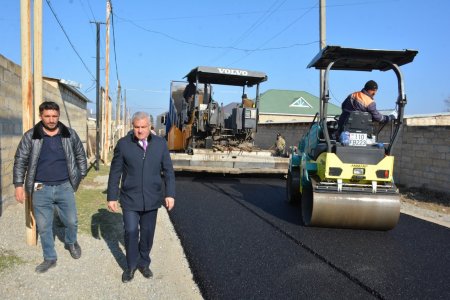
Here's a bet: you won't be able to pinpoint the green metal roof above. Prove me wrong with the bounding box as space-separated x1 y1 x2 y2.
259 89 341 116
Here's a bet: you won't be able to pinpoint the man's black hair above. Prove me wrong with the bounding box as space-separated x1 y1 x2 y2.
39 101 60 114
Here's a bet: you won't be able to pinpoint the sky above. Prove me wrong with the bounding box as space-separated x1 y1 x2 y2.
1 0 450 120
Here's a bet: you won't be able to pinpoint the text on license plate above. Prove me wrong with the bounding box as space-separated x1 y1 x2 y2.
349 133 367 146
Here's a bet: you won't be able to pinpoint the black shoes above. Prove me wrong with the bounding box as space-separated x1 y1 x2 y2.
35 259 57 273
122 266 153 282
65 241 81 259
36 242 80 273
138 266 153 278
122 268 136 283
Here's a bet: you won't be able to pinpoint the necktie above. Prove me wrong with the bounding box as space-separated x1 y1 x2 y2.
142 139 147 151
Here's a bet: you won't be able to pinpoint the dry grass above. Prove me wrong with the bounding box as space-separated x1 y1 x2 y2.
0 248 25 272
75 164 123 240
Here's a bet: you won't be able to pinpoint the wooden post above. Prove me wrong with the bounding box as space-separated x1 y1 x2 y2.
123 89 127 136
100 88 105 162
20 0 37 246
33 0 43 243
34 0 42 122
115 80 121 141
106 96 111 159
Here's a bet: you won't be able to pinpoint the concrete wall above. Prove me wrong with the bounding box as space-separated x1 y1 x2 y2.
0 54 88 214
44 78 88 149
256 117 450 196
0 55 23 217
255 122 309 150
391 123 450 193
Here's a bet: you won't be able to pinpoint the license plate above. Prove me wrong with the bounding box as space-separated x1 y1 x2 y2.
349 133 367 146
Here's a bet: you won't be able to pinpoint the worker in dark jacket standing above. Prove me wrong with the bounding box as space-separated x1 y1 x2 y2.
107 111 175 283
13 101 87 273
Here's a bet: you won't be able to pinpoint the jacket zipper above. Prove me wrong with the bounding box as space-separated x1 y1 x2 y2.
142 144 146 210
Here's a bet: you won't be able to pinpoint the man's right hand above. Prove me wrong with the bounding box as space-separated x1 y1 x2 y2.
107 200 120 212
15 186 25 204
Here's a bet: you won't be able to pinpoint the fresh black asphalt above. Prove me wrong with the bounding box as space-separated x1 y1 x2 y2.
169 174 450 300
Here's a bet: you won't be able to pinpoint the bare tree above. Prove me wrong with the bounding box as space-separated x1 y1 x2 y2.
445 96 450 112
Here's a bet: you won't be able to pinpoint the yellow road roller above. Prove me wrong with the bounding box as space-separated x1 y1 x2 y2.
286 46 418 230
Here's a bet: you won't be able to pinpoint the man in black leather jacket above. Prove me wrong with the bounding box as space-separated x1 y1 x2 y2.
13 101 87 273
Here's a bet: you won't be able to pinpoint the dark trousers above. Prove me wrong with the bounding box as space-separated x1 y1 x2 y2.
122 209 158 270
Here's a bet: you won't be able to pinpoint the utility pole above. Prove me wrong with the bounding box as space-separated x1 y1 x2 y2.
90 21 105 171
319 0 326 101
20 0 38 246
104 0 111 163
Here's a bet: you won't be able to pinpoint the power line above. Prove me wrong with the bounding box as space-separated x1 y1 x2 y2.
84 0 97 21
77 0 97 39
116 1 389 22
209 0 288 63
121 10 283 22
84 80 96 93
227 2 319 66
78 0 96 23
109 0 120 82
231 0 288 49
113 12 317 53
45 0 95 80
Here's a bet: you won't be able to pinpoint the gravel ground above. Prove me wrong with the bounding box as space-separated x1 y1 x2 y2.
0 203 203 300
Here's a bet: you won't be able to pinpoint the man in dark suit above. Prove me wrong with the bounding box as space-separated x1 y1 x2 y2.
107 111 175 283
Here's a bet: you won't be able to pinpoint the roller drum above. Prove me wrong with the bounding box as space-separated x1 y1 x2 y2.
302 185 400 230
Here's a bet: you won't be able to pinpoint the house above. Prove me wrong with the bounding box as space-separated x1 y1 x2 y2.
259 89 341 123
253 89 341 149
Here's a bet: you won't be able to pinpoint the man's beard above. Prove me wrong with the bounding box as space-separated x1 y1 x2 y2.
42 122 58 132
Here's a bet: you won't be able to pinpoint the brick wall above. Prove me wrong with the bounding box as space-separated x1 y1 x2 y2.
0 54 88 214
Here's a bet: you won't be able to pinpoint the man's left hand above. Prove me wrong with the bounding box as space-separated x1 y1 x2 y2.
389 110 398 120
165 197 175 211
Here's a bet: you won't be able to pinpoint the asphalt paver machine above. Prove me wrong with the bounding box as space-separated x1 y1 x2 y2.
165 66 288 174
286 46 418 230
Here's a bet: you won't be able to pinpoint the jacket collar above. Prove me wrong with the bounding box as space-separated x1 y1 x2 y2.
32 121 71 139
130 131 152 143
361 89 374 99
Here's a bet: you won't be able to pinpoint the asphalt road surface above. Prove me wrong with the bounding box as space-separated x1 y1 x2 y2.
170 174 450 300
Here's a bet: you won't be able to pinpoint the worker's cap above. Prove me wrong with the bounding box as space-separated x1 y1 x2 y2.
242 94 247 98
364 80 378 91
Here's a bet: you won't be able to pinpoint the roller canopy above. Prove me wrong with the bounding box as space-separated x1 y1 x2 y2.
184 66 267 87
307 45 418 71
